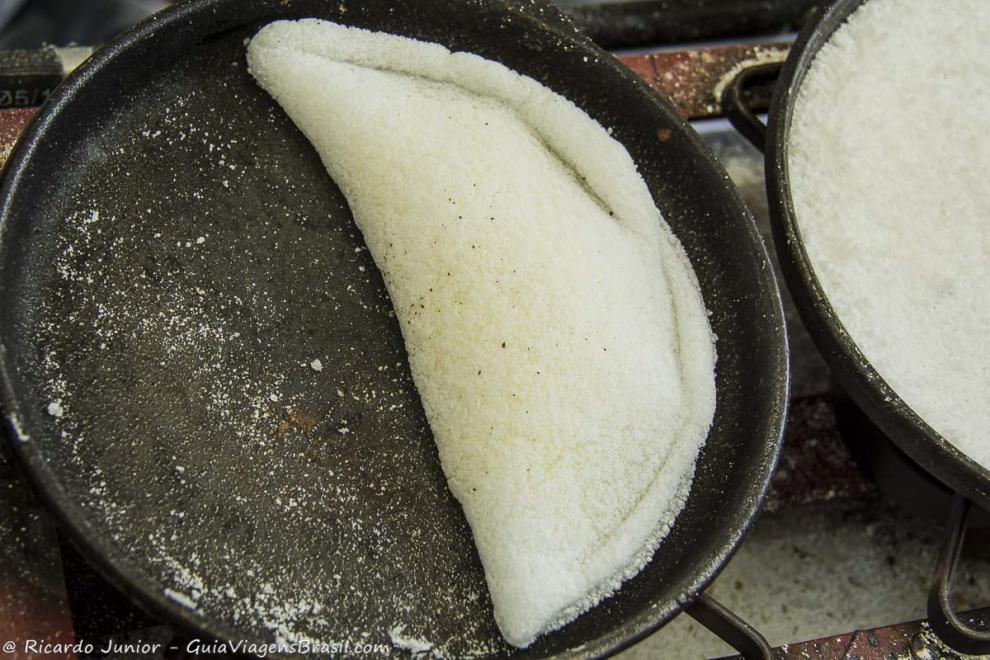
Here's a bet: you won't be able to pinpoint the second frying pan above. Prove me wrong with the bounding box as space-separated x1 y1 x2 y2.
724 0 989 652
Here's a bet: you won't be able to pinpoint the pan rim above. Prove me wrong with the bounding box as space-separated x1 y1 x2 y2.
0 0 789 656
765 0 990 511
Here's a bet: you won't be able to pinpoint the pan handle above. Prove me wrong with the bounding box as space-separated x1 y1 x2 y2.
927 494 990 654
685 592 773 660
721 61 784 154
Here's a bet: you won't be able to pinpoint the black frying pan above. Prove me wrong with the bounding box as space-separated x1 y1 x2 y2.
724 0 989 652
0 0 788 656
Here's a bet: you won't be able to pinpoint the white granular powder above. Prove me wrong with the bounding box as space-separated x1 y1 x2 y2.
46 401 64 418
789 0 990 470
388 624 434 654
248 19 717 648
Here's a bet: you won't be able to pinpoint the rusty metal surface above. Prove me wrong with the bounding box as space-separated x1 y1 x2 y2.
762 609 990 660
617 43 791 119
0 441 76 660
0 107 34 166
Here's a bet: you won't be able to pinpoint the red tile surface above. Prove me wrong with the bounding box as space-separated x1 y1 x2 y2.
618 43 790 118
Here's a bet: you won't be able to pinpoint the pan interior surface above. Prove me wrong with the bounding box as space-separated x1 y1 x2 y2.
0 0 788 656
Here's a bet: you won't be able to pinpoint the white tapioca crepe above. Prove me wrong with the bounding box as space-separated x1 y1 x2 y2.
247 20 717 648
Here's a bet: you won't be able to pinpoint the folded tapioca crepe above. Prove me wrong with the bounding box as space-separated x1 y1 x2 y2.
247 20 716 648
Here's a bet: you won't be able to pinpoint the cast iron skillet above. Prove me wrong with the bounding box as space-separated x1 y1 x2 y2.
0 0 788 656
724 0 990 652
